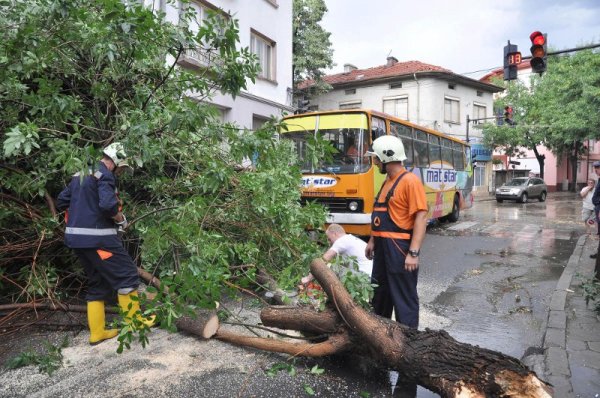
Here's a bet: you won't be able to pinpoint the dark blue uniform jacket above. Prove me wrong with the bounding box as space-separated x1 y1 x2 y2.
56 162 122 248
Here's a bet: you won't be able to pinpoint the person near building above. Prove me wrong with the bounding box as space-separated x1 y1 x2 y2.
56 143 155 345
364 135 428 329
300 223 372 286
580 178 596 236
591 161 600 258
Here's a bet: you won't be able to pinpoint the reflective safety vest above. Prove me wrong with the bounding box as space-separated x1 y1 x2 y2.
371 171 413 241
56 162 122 248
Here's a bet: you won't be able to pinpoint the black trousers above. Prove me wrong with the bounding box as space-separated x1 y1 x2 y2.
371 238 419 328
74 246 139 302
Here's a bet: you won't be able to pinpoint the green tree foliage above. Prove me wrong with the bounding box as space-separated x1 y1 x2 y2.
482 78 549 178
534 50 600 186
0 0 325 326
292 0 334 95
483 49 600 183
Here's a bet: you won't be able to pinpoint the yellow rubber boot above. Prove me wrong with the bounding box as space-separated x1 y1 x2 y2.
117 291 156 329
87 301 118 345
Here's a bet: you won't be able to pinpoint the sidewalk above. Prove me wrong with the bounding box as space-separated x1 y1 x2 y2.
543 234 600 397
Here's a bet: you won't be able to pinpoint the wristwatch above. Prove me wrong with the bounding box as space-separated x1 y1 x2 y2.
408 249 420 257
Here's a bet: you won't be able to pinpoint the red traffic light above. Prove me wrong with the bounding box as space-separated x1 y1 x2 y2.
529 31 548 74
530 31 545 46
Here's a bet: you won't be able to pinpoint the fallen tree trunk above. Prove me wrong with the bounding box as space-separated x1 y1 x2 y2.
215 258 552 398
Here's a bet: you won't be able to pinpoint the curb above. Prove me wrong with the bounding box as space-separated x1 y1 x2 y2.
541 234 586 397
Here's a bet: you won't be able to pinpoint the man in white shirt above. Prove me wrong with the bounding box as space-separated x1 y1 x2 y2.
301 224 372 285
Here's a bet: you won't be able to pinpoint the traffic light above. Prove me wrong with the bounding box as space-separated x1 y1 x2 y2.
529 31 547 74
296 98 310 114
503 41 520 81
503 106 514 125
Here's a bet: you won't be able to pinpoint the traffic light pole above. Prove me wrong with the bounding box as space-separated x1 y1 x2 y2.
466 115 503 143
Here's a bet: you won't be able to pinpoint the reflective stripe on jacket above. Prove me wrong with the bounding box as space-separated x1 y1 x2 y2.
56 162 122 248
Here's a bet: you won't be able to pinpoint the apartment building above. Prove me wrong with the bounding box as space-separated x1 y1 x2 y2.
141 0 294 129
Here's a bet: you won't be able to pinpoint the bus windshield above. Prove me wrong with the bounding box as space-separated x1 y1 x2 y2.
284 127 370 174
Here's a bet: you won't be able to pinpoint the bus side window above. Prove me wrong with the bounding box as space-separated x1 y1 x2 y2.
371 116 386 142
441 138 454 168
428 134 441 168
414 129 429 167
453 142 465 170
390 121 413 166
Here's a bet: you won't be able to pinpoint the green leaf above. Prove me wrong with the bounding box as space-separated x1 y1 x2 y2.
303 384 315 396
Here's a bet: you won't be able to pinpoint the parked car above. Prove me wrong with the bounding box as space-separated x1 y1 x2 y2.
495 177 547 203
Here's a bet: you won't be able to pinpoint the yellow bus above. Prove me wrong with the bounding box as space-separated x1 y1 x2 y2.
281 109 474 236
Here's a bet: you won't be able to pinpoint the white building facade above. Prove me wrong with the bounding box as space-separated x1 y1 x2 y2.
305 57 503 192
143 0 294 128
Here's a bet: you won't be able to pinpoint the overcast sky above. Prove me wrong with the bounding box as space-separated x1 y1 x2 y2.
321 0 600 79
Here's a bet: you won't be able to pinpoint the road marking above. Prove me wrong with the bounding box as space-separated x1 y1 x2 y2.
448 221 478 231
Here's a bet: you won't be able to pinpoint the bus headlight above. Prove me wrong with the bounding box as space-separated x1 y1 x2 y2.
348 201 359 211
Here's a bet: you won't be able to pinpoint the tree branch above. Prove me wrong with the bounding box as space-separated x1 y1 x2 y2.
142 44 184 111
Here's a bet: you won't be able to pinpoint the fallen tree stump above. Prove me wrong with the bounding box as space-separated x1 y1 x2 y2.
215 258 553 398
175 307 220 339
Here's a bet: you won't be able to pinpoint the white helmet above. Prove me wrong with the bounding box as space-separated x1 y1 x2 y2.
102 142 130 168
365 135 407 163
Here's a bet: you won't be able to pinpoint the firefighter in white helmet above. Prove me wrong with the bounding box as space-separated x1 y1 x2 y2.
57 142 155 345
365 135 428 329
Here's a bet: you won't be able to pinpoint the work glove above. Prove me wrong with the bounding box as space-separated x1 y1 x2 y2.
116 214 128 230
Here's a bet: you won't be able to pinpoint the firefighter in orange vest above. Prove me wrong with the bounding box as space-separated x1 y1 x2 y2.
365 135 428 329
57 143 155 345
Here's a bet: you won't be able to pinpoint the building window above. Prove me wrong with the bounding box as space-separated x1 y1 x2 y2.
472 104 486 125
476 90 483 97
253 115 269 130
448 83 456 90
444 97 460 124
179 1 224 68
383 96 408 120
339 101 361 110
389 82 402 89
344 89 356 95
251 30 276 81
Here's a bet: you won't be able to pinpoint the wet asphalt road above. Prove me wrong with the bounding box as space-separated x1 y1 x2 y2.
413 192 582 397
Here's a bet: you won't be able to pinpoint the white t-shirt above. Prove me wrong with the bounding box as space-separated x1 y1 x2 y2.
330 234 373 276
581 186 595 211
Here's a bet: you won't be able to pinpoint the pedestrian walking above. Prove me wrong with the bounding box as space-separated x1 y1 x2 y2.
590 161 600 258
56 143 155 345
580 178 596 236
364 135 428 328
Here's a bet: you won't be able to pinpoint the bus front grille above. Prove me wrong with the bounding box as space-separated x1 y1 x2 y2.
300 197 363 213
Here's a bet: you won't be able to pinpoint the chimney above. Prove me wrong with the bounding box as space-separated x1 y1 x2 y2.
343 63 358 73
386 56 398 67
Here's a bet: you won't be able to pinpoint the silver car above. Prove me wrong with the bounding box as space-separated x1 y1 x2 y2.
495 177 547 203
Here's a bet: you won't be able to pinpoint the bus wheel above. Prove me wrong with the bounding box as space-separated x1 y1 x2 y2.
446 195 460 222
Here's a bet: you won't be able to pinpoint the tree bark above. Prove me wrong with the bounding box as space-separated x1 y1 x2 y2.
261 306 339 334
215 328 352 357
